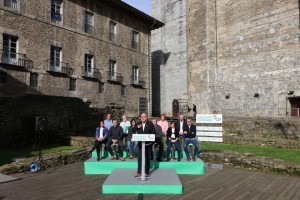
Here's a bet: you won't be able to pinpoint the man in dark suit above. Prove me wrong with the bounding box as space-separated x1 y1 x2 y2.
183 117 199 161
133 113 156 177
176 114 188 151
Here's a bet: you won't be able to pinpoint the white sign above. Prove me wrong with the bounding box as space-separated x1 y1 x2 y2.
132 134 155 142
198 137 223 142
197 132 223 137
196 126 223 131
196 114 223 123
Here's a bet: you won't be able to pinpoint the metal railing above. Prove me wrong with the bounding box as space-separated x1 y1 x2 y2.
107 71 123 83
46 59 73 75
81 66 101 80
109 33 117 43
85 24 94 34
131 76 145 87
0 50 33 70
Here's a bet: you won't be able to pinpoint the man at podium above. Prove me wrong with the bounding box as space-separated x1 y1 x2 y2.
133 113 156 177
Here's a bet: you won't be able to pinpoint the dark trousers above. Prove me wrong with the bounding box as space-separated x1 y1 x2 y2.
90 140 105 159
137 144 151 174
107 140 123 157
166 140 181 159
150 137 164 159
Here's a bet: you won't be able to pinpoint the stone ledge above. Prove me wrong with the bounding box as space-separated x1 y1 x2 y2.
0 149 89 175
200 151 300 177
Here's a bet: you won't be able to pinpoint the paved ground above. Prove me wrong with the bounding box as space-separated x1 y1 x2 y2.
0 162 299 200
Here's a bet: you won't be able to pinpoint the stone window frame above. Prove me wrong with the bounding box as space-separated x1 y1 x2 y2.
30 73 38 87
121 85 126 96
69 78 76 91
3 0 20 11
132 65 139 84
84 10 94 34
109 21 117 43
2 33 19 64
131 30 140 50
50 0 64 25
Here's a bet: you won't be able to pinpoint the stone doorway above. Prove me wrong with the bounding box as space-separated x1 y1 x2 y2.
289 97 300 116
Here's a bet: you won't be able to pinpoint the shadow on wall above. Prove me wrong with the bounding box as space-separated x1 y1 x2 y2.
151 50 171 117
0 70 105 149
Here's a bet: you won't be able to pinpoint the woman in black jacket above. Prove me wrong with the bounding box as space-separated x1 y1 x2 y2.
166 122 181 161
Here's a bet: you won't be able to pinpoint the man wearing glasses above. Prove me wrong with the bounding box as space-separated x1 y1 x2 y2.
183 117 199 161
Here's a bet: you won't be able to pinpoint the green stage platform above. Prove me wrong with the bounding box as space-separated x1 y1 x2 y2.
84 157 205 175
102 168 182 194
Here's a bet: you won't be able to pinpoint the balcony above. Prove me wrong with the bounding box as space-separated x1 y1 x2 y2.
107 71 123 84
85 24 94 34
109 33 117 43
46 59 73 76
81 66 101 80
0 50 33 71
131 76 145 88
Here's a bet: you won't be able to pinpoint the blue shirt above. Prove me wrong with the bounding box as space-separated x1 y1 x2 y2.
104 119 112 130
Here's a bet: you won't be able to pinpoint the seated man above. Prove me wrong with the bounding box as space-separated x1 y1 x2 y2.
166 122 181 161
183 117 199 161
107 119 125 161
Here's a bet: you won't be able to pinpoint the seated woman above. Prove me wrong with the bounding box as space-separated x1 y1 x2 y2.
127 119 138 159
88 121 108 161
166 122 181 161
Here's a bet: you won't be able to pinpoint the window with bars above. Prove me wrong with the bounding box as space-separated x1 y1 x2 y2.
121 85 126 96
85 11 94 34
132 31 139 49
69 78 76 91
2 34 18 64
51 0 62 23
30 73 38 87
109 21 117 42
0 72 7 83
99 82 104 93
4 0 20 11
139 97 147 115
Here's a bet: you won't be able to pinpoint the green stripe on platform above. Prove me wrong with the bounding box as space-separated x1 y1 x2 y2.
102 184 182 194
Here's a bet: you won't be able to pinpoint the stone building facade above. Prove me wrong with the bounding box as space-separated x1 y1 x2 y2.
152 0 300 117
0 0 163 117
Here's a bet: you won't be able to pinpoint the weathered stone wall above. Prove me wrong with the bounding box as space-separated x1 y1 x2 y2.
151 0 188 116
187 0 300 117
0 0 152 116
0 95 104 149
223 117 300 149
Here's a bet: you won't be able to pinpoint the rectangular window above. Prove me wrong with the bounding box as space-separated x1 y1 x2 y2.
139 97 147 114
99 82 104 93
84 54 94 76
133 66 139 84
109 21 117 42
51 0 63 23
109 60 117 80
132 31 139 49
30 73 38 87
50 46 62 70
121 85 125 96
85 11 94 34
4 0 20 10
2 34 18 65
0 72 7 83
69 78 76 91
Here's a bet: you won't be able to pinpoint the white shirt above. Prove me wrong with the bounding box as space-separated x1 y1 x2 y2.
99 127 104 138
142 123 146 131
180 121 183 132
120 121 131 133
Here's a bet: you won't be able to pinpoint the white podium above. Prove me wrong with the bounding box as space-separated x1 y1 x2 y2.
132 134 155 181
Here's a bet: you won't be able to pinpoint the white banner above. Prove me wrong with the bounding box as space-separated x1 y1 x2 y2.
196 114 223 124
198 137 223 142
197 132 223 137
132 134 155 142
196 126 223 131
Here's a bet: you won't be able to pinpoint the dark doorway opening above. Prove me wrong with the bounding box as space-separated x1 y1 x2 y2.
289 97 300 116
